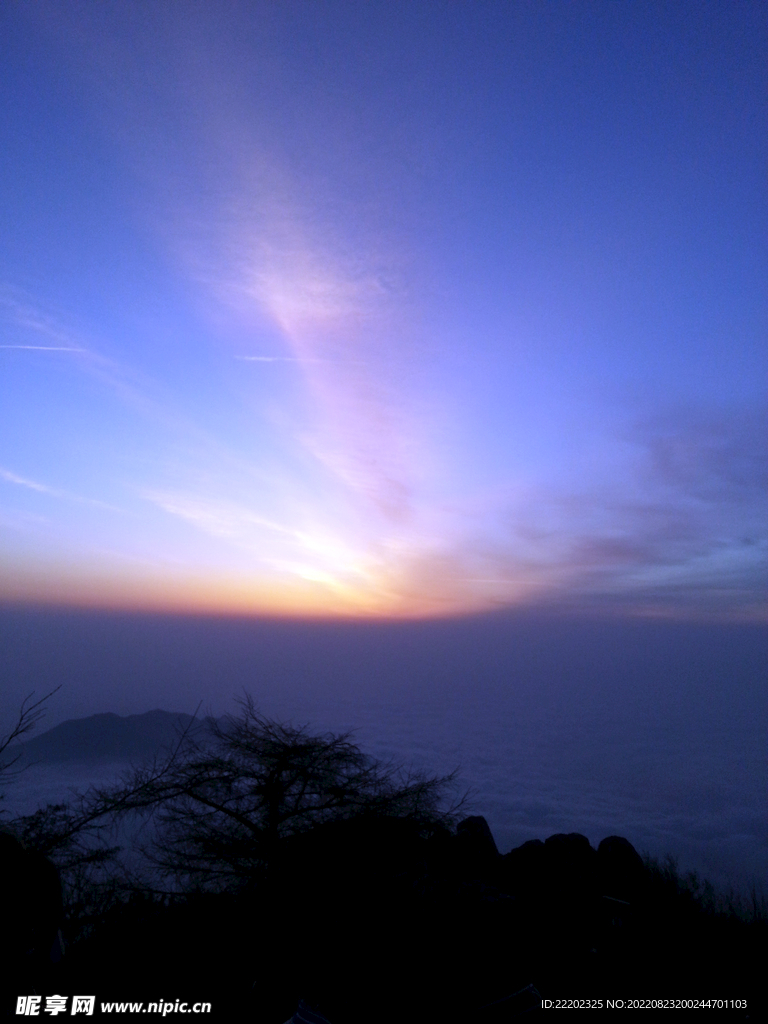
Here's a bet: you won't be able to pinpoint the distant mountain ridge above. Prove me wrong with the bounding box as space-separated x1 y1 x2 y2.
15 709 218 764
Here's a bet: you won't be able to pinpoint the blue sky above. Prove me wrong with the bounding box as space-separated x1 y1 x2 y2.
1 0 765 618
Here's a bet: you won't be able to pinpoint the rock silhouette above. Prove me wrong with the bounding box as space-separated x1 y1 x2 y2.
0 829 64 1002
597 834 647 903
4 817 763 1021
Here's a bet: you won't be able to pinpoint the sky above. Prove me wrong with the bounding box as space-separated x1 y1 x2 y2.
1 0 765 620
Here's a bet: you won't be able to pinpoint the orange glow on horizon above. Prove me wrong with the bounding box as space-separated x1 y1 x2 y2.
1 555 763 625
0 558 508 621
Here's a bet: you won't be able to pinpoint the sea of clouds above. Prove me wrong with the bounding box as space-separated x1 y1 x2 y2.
2 609 765 895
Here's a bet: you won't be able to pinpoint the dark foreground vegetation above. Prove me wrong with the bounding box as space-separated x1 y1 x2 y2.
1 695 765 1021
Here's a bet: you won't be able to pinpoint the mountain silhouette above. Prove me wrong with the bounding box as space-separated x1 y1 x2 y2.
15 710 216 764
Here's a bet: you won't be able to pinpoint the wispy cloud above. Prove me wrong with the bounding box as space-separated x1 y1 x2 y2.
0 288 92 348
0 16 437 612
446 408 768 617
235 355 298 362
146 146 768 617
1 287 258 473
0 345 86 352
1 286 128 378
228 219 421 526
0 468 59 495
0 467 124 513
143 490 294 543
234 354 348 364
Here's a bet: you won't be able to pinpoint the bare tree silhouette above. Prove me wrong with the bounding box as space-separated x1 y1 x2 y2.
83 694 464 892
0 687 61 802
